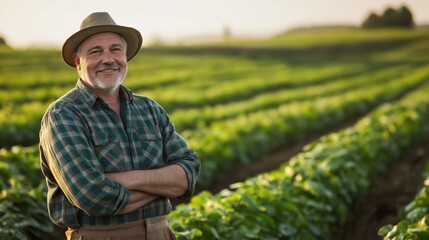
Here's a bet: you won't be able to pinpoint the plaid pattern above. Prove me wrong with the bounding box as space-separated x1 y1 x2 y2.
39 80 200 228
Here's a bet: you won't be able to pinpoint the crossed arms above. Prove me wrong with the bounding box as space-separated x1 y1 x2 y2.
105 164 188 214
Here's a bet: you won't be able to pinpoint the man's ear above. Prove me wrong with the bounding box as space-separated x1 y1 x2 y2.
73 53 81 70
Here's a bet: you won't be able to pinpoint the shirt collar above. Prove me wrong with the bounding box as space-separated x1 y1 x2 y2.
76 79 134 106
119 85 134 102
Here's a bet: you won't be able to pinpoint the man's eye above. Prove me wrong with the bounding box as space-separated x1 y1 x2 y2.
89 49 101 55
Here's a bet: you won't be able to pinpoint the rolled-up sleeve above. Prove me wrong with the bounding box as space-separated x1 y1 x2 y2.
40 106 130 216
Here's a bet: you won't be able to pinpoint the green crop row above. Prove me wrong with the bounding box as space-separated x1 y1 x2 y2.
1 48 366 111
127 54 287 91
0 49 63 73
139 61 370 111
378 166 429 239
170 64 414 131
169 78 429 240
0 146 53 240
0 146 42 189
0 86 70 108
193 28 429 49
184 64 429 188
1 47 369 149
2 70 428 239
0 50 394 148
0 102 49 147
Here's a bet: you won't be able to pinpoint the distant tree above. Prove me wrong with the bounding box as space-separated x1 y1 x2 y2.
362 12 382 28
382 7 400 27
0 36 6 46
361 5 414 29
398 6 414 27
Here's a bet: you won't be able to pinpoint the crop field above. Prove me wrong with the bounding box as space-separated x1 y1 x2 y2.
1 28 429 239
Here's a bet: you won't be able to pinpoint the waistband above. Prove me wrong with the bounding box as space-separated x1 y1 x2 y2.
67 215 169 239
76 198 172 227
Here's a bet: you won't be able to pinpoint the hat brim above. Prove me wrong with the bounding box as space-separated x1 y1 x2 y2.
62 25 142 67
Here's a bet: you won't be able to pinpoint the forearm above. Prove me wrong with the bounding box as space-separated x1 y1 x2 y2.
115 190 159 215
106 165 188 198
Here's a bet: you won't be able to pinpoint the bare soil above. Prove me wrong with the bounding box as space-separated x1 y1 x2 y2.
331 140 429 240
203 119 359 195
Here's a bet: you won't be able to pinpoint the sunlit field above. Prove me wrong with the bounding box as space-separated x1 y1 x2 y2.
2 28 429 239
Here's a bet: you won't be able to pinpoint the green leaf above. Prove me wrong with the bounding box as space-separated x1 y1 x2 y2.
278 223 296 237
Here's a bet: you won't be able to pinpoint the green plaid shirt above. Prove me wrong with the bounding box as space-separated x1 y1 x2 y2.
39 79 200 228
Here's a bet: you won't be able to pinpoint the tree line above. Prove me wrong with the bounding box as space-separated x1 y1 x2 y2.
361 5 414 29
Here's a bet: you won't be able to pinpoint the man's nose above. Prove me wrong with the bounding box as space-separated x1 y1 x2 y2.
101 51 115 64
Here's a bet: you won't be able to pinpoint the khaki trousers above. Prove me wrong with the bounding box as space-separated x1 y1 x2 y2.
66 215 177 240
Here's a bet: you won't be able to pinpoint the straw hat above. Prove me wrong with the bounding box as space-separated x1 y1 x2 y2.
62 12 142 67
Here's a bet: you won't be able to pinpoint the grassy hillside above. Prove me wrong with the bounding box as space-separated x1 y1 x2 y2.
142 28 429 61
165 28 429 48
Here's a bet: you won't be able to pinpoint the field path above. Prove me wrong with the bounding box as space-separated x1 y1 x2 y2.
332 137 429 240
206 119 357 194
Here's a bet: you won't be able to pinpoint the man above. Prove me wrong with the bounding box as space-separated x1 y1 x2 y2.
39 12 200 240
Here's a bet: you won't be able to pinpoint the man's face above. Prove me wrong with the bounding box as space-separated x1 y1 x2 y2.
73 32 128 92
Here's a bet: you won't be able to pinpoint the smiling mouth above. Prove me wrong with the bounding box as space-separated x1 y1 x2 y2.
97 68 119 73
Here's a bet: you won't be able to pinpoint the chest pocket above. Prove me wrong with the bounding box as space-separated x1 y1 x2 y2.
134 127 164 169
91 131 125 172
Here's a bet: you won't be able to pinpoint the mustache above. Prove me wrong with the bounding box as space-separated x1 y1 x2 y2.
95 63 120 72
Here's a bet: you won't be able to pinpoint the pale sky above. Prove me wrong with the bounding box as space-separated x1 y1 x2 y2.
1 0 428 49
